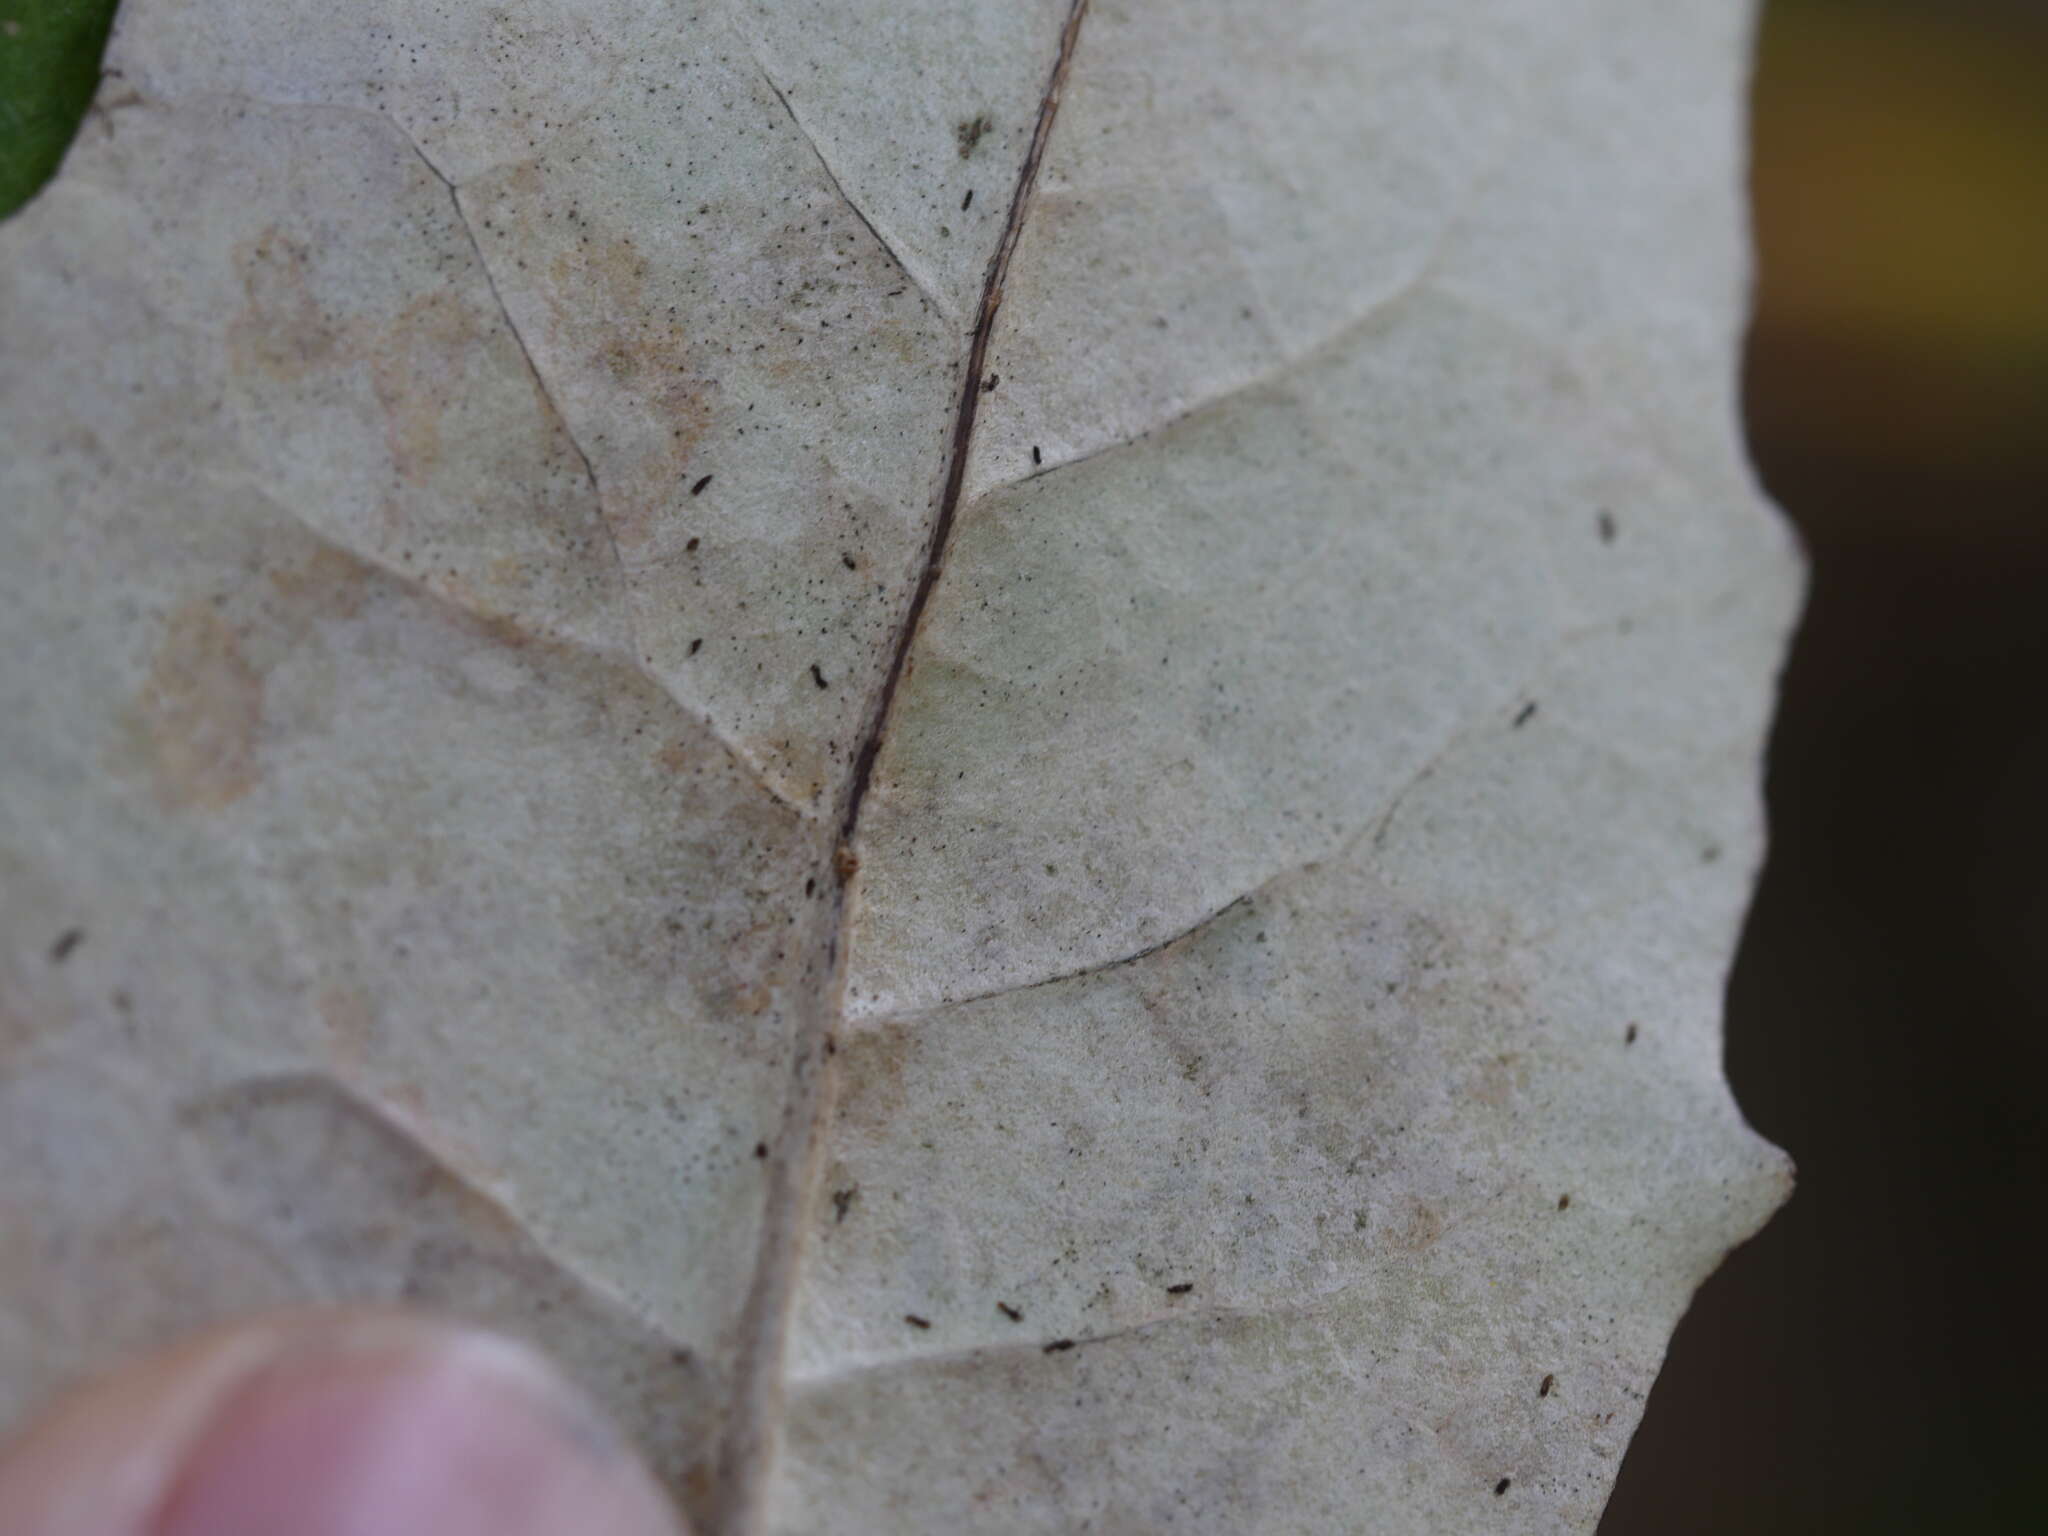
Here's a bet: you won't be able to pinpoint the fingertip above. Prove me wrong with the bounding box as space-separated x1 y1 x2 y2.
0 1311 687 1536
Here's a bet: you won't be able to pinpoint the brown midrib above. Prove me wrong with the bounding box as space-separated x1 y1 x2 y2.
709 5 1092 1531
837 0 1092 847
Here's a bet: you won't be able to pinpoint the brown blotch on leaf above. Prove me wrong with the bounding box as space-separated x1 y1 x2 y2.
129 600 265 812
539 236 715 550
369 289 486 483
226 227 344 382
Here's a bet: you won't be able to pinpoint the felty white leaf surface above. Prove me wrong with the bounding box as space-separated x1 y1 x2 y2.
0 0 1798 1531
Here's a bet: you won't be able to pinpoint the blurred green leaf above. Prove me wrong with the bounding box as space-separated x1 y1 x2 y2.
1 0 120 218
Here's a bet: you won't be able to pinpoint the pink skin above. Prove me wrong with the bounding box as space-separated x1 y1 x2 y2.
0 1312 687 1536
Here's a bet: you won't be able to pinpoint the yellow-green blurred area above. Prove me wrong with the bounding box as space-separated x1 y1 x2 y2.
1749 0 2048 523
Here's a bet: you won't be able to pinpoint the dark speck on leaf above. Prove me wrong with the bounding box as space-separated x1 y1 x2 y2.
1513 701 1537 728
1031 445 1042 465
685 536 700 552
691 474 713 496
49 928 83 963
753 1141 769 1160
1597 510 1617 543
811 664 829 690
955 113 991 158
1165 1282 1194 1295
961 188 974 211
1625 1023 1639 1045
689 637 703 655
1557 1193 1571 1210
831 1187 855 1222
1042 1338 1076 1354
997 1302 1022 1321
1539 1373 1555 1397
1495 1478 1511 1497
982 373 999 392
904 1314 931 1329
842 553 857 570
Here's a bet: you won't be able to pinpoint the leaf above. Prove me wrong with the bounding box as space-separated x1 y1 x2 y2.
0 0 118 216
0 0 1799 1531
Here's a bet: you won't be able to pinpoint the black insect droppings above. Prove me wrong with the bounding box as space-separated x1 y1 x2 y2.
1597 510 1617 543
691 475 713 496
1494 1478 1511 1497
961 188 974 211
805 877 816 896
1031 445 1042 465
831 1187 856 1223
1557 1193 1571 1210
685 536 701 552
842 553 857 570
811 663 830 690
689 637 703 655
1165 1282 1194 1295
49 928 83 964
904 1314 931 1329
997 1302 1023 1321
1625 1023 1639 1045
1539 1373 1555 1398
1042 1338 1076 1354
1513 701 1537 728
981 373 999 392
754 1141 769 1160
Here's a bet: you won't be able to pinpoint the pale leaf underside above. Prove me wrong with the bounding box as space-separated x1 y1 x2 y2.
0 0 1798 1531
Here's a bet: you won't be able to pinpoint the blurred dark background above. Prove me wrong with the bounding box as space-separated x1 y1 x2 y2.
1604 0 2048 1530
